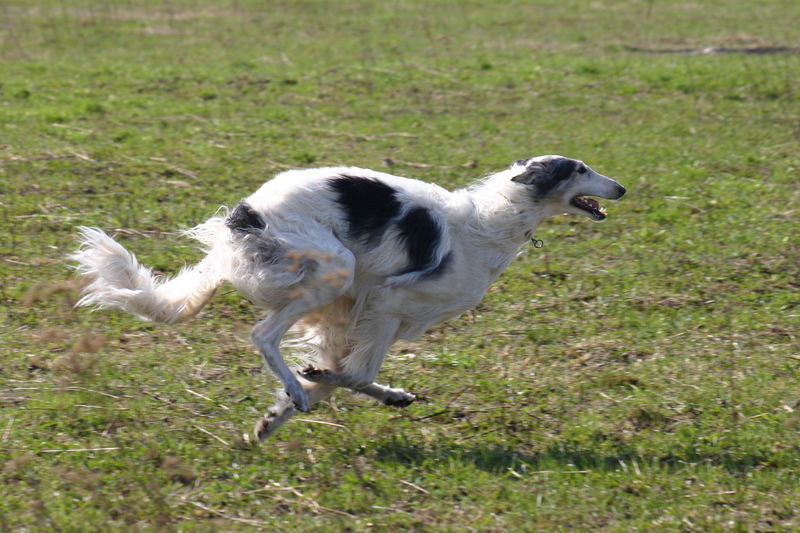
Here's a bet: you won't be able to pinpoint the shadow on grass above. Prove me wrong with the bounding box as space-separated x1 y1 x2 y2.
374 438 797 475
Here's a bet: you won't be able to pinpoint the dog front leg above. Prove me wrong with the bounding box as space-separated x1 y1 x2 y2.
299 368 416 407
356 382 417 407
299 318 416 406
298 365 349 387
297 317 398 390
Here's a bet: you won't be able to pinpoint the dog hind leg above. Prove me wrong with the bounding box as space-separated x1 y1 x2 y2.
254 380 338 440
249 241 356 440
251 308 317 414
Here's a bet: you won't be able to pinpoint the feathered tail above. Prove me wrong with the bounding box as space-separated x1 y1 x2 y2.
71 226 226 324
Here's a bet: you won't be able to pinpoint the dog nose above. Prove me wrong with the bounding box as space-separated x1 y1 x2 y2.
615 184 626 199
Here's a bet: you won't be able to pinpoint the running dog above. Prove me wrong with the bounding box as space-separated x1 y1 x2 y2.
71 155 625 440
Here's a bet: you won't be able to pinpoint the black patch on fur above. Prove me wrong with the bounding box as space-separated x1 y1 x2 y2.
226 202 265 233
535 157 578 196
548 158 578 182
328 175 402 243
396 206 442 275
513 158 532 168
227 203 291 268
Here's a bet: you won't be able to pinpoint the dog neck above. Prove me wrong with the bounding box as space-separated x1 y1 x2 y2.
465 178 551 253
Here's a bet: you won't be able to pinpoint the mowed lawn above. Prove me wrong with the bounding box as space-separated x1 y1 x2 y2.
1 1 799 531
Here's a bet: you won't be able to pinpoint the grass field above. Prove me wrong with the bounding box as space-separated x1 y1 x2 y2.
2 0 799 531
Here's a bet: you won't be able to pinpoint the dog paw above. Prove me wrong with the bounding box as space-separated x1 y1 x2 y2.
299 365 336 385
254 402 296 440
254 413 276 441
289 392 310 413
285 381 311 413
383 389 416 408
291 397 310 413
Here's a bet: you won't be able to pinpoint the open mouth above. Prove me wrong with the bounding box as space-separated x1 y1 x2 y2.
570 196 608 220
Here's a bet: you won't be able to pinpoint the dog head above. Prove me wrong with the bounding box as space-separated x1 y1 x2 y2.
509 155 626 222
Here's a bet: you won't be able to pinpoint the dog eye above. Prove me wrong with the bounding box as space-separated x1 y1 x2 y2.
577 164 587 175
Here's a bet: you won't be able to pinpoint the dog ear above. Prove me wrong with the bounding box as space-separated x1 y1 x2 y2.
510 161 545 185
511 157 578 189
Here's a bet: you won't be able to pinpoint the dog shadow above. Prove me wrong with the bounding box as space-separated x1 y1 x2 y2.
373 438 790 475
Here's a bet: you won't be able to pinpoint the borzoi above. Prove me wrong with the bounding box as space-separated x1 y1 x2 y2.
71 155 625 439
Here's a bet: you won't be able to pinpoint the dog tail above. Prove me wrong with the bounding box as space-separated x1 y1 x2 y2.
71 226 225 325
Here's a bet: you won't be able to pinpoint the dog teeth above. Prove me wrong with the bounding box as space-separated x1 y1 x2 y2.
573 196 608 219
575 197 598 209
575 197 601 209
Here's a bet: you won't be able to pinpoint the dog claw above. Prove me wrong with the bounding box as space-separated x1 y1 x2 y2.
289 393 311 413
383 390 416 408
299 365 337 385
292 400 310 413
255 401 299 440
285 381 311 413
254 414 275 441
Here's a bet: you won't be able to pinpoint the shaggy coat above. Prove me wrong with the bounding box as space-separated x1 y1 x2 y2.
72 155 625 439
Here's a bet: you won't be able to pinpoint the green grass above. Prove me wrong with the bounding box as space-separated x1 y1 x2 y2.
2 0 800 531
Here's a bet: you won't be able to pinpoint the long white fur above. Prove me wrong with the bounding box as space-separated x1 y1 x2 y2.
71 155 625 440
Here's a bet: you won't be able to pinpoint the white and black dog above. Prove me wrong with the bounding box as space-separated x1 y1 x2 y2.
71 155 625 440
